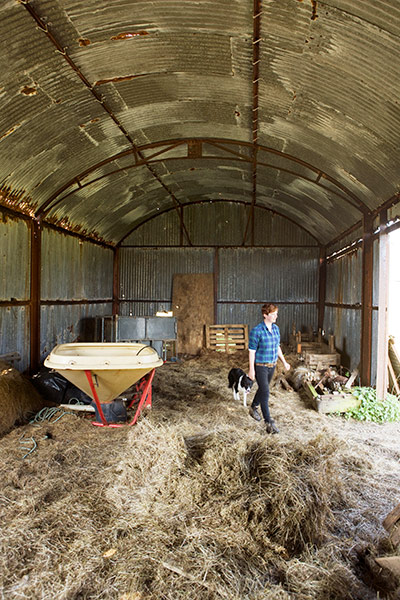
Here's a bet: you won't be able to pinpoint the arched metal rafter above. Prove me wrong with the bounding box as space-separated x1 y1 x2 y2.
36 138 369 229
117 198 321 247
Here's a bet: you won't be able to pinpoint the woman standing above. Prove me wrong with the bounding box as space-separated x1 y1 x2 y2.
248 303 290 433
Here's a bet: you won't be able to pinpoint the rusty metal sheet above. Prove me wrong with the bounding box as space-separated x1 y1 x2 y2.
218 302 318 343
326 248 362 305
119 247 214 304
41 228 113 300
0 306 30 372
218 247 319 304
40 302 112 361
324 306 361 372
0 0 399 246
0 216 30 301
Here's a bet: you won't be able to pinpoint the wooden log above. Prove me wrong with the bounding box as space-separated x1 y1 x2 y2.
375 556 400 578
389 336 400 378
391 527 400 546
344 368 359 388
278 376 293 391
383 502 400 532
388 354 400 395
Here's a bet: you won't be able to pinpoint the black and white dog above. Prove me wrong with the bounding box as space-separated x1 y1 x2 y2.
228 368 254 407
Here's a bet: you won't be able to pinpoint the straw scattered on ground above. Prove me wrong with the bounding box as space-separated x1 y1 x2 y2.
0 349 399 599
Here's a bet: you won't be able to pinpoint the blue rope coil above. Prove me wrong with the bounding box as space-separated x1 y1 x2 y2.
29 406 74 424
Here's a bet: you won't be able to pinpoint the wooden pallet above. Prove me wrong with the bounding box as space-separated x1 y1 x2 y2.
205 324 248 353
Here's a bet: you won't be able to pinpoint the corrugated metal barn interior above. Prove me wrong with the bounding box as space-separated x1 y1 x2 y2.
1 0 400 385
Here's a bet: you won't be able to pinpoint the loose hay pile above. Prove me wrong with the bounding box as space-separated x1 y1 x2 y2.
0 360 50 436
0 351 399 599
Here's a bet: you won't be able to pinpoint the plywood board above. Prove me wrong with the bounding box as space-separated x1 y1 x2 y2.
172 274 214 355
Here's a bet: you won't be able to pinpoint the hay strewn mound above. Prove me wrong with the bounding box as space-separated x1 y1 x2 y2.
0 351 399 599
0 361 48 436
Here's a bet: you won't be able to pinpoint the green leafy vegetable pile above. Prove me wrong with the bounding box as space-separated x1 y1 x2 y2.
345 387 400 423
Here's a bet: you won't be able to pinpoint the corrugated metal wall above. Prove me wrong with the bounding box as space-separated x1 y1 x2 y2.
42 229 113 300
119 247 215 315
325 248 362 371
1 214 114 370
40 303 111 360
40 228 114 361
122 203 317 247
326 249 362 306
119 243 320 341
0 206 385 379
218 247 319 339
0 216 31 371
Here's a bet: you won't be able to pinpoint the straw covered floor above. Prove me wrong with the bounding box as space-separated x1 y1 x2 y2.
0 350 399 599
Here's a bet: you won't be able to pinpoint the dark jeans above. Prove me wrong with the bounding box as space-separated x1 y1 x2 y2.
252 365 276 423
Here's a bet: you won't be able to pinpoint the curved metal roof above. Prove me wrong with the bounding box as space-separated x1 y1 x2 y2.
0 0 399 245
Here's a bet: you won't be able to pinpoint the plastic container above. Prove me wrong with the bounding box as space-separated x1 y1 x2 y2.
44 343 163 403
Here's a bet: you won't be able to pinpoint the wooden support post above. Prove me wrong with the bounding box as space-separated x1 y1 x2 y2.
360 213 374 386
376 209 389 399
30 218 41 374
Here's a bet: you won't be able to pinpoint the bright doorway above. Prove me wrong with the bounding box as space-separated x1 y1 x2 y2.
388 228 400 348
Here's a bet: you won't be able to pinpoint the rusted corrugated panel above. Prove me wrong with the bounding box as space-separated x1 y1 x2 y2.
1 0 399 247
0 306 30 372
184 202 247 246
119 247 214 302
121 201 317 247
47 165 173 244
218 247 319 303
70 1 253 144
260 0 399 209
326 248 362 305
122 210 181 246
150 158 252 207
40 302 112 360
0 216 30 301
0 1 129 211
327 226 364 255
218 302 318 343
324 306 361 371
253 207 317 246
41 229 113 300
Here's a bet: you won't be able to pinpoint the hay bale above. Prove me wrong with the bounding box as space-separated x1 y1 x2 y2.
0 361 48 436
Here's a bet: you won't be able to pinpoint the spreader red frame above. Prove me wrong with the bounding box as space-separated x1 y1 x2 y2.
84 368 155 428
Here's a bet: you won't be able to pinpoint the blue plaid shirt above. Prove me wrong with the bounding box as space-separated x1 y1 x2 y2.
249 322 280 363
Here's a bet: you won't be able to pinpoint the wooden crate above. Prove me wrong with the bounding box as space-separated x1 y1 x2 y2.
304 352 340 369
205 324 248 353
303 382 360 414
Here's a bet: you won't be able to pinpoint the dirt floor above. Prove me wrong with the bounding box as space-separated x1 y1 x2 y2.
0 349 399 600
